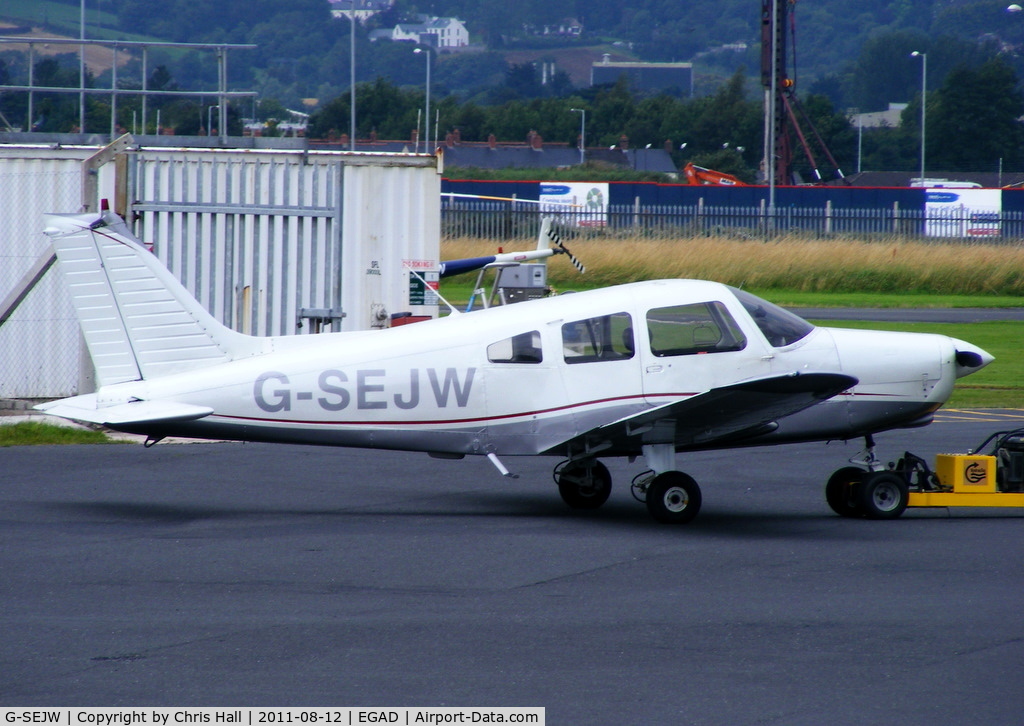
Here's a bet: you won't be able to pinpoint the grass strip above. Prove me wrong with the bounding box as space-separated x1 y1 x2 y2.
0 421 114 446
442 235 1024 298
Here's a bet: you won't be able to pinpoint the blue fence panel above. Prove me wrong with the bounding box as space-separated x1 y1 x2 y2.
440 180 1024 241
442 179 934 212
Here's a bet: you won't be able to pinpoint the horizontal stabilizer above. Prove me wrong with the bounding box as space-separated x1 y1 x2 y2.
35 396 213 427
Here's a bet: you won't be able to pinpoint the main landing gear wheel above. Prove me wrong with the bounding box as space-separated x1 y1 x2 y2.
646 471 702 524
857 471 909 520
825 466 866 518
556 459 612 510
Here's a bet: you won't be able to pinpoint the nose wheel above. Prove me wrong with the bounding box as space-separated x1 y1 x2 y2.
825 466 866 517
825 437 910 520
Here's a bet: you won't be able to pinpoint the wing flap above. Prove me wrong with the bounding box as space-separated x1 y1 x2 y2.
36 395 213 427
552 371 857 455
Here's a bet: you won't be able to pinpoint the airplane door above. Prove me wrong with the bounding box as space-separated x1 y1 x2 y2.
640 301 766 405
483 328 567 455
555 310 647 435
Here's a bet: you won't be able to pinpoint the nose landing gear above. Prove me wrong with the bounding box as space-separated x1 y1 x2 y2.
825 435 932 519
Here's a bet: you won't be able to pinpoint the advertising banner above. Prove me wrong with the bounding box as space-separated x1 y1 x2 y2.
925 188 1001 237
539 182 608 227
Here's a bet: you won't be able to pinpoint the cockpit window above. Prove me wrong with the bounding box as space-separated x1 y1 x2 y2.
647 302 747 357
729 286 814 347
488 331 543 363
562 312 634 364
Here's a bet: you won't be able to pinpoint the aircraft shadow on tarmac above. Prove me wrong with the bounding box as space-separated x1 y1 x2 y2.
37 492 937 540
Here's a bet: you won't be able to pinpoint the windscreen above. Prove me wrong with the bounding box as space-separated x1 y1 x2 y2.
729 286 814 348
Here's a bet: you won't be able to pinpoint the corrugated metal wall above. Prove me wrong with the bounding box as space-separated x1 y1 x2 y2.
0 145 441 399
129 149 440 336
0 152 89 398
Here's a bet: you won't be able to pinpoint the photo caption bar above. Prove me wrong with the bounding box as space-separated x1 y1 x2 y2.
1 709 544 726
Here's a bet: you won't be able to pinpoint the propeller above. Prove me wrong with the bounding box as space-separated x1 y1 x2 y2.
545 224 586 274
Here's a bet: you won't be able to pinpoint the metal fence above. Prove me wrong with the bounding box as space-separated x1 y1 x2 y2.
441 199 1024 243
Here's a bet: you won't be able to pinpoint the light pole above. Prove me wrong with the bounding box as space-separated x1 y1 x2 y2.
349 11 356 151
414 48 431 153
911 51 926 183
79 0 85 133
570 107 585 165
207 104 219 137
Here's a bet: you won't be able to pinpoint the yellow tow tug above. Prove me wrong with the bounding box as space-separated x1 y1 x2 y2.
826 429 1024 519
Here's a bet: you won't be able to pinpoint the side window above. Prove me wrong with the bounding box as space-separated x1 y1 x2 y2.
562 312 634 364
487 331 543 364
647 302 747 357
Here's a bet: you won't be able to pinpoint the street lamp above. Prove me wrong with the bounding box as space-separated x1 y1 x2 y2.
413 48 431 153
569 107 585 165
349 10 356 151
80 0 86 133
911 51 926 183
207 104 219 137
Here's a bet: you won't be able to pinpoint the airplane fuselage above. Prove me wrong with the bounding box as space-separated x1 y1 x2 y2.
92 280 976 457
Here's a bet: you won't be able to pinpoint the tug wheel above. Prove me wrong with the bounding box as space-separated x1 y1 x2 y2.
857 471 909 520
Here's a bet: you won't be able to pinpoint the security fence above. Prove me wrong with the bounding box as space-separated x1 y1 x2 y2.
441 199 1024 243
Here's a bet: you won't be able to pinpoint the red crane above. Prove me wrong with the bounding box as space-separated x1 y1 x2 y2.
761 0 846 185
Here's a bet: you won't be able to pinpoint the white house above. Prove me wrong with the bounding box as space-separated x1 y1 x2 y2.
372 16 469 48
423 17 469 48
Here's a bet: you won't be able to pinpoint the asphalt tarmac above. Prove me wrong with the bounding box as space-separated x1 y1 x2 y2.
2 410 1023 724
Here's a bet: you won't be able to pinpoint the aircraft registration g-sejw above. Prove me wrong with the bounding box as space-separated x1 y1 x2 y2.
37 210 994 524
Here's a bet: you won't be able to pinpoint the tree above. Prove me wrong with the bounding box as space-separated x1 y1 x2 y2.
503 63 543 100
308 77 418 140
844 29 932 113
589 77 637 146
926 58 1024 172
684 70 760 159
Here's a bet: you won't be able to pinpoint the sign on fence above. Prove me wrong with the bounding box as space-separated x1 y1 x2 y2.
539 182 609 227
925 188 1002 238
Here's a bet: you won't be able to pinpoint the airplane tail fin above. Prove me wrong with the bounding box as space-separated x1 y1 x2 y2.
44 210 265 387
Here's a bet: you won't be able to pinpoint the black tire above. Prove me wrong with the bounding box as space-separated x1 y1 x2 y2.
857 471 909 520
557 459 612 510
825 466 866 518
646 471 702 524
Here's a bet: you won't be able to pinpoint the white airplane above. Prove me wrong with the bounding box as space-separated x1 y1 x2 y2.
36 210 994 523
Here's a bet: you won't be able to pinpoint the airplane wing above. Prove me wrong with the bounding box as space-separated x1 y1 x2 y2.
36 395 213 428
549 371 857 456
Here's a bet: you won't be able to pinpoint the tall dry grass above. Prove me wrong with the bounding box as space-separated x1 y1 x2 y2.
442 234 1024 295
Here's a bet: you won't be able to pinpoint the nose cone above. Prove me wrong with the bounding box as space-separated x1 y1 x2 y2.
950 337 994 379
